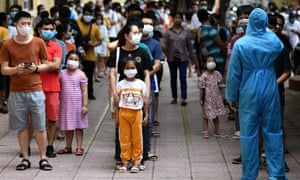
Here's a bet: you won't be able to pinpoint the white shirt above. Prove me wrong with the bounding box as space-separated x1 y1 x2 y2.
284 20 300 49
102 9 118 39
191 13 201 30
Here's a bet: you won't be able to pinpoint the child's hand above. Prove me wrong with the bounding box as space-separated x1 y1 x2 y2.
82 106 88 115
142 115 148 126
200 100 204 105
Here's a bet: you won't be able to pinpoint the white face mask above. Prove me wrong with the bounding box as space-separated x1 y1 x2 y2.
124 69 137 78
236 26 244 34
129 33 142 45
67 60 79 69
142 24 154 36
83 15 93 23
17 26 32 36
207 62 216 70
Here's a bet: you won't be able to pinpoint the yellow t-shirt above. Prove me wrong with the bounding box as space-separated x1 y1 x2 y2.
77 19 103 61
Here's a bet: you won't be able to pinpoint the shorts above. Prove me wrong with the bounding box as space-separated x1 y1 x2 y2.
45 92 60 121
8 91 46 131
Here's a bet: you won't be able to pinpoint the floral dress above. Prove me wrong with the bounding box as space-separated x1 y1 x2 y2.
198 71 226 119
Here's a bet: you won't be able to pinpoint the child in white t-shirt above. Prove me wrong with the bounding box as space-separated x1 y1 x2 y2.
116 59 148 173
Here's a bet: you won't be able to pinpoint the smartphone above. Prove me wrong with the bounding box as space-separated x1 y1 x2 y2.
23 62 32 67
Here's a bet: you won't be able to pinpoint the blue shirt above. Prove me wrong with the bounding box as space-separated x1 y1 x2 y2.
141 38 164 90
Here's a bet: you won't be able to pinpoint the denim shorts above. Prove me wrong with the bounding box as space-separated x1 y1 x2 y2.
8 91 46 131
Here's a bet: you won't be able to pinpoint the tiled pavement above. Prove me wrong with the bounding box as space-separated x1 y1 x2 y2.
0 63 299 180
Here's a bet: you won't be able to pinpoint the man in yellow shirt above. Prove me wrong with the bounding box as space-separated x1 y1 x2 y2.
77 4 102 100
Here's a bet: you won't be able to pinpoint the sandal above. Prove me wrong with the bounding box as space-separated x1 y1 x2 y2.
152 131 160 137
39 159 52 171
130 166 139 173
57 147 72 154
16 159 31 171
75 148 84 156
153 120 160 126
119 166 127 173
202 130 209 139
147 153 158 161
115 161 122 170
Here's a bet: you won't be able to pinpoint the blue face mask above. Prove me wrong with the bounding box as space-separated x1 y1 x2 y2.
10 11 17 19
7 19 13 26
41 30 57 40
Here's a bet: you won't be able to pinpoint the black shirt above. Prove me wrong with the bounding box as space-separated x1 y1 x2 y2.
107 47 152 81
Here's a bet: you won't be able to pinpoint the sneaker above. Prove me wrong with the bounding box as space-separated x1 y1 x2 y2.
46 145 56 158
232 156 242 164
202 130 209 139
214 131 228 138
232 131 240 140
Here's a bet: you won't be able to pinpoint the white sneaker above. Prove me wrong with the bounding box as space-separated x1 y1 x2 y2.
232 131 240 140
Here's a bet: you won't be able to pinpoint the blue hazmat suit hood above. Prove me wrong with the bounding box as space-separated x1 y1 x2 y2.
226 8 284 102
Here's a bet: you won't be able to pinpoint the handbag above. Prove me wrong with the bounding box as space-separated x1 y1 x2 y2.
82 24 92 52
110 47 120 113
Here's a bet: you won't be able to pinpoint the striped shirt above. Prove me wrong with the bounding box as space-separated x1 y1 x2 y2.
200 25 224 63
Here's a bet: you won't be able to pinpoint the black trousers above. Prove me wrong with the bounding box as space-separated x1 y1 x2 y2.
81 60 95 95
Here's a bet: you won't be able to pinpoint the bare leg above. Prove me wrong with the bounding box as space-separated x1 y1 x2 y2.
47 120 56 146
65 130 74 148
203 118 209 131
34 129 47 159
75 129 83 149
18 128 29 159
213 117 220 132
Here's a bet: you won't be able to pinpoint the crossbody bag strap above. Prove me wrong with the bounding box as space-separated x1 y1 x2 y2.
115 47 120 83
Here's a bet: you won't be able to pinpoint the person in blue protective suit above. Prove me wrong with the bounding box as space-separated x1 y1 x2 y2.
226 8 287 180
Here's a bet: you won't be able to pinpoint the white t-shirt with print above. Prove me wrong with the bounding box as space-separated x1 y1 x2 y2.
116 79 146 110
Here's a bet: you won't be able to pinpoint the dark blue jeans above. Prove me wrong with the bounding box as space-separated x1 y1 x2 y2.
168 61 188 100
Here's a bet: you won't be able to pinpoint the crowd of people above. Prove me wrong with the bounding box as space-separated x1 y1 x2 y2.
0 0 296 179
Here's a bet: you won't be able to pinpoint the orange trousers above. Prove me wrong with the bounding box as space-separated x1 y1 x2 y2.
119 108 143 163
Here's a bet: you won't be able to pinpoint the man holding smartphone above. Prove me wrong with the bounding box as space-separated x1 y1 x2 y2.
0 11 53 171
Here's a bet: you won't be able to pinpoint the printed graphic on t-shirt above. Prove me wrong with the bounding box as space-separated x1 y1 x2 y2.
121 92 142 109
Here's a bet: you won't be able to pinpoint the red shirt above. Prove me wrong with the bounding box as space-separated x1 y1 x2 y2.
40 40 62 92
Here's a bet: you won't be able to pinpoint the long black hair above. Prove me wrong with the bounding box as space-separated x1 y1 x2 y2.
117 15 143 46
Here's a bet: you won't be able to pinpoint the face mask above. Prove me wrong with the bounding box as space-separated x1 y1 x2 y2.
129 33 142 45
17 26 32 36
10 12 17 19
124 69 137 78
206 62 216 70
67 60 79 69
7 19 12 26
236 26 244 34
173 19 182 27
289 17 295 24
41 30 57 40
142 24 154 36
200 6 208 10
96 20 102 25
83 15 93 23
